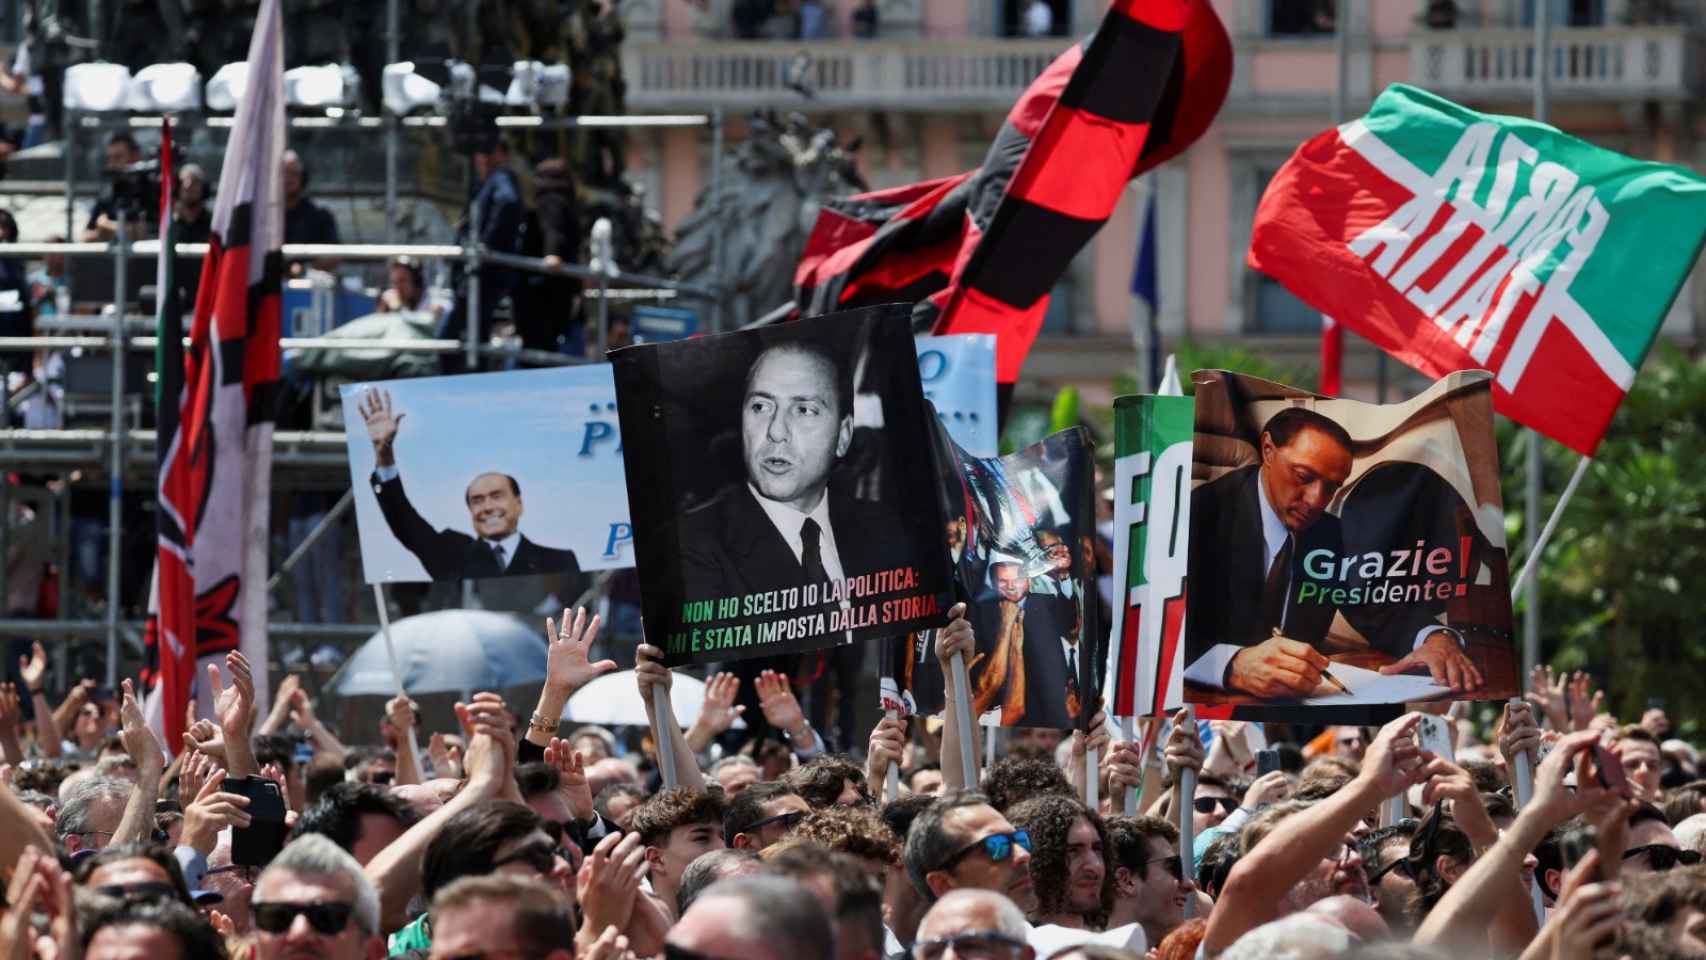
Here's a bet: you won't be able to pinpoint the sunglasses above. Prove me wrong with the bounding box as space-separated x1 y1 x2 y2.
253 901 354 936
940 830 1031 871
1193 796 1238 815
1623 845 1704 872
1366 855 1414 883
93 882 178 902
745 810 808 833
911 931 1030 960
492 841 559 875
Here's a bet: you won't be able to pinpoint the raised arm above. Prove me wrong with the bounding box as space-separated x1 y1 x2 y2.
365 700 512 933
1414 730 1626 951
386 694 423 787
934 604 981 793
112 679 167 847
636 643 704 792
685 672 743 755
0 683 24 766
528 608 617 751
211 652 259 778
1204 713 1423 956
19 643 62 757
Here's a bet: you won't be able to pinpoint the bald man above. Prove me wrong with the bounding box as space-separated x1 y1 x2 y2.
360 388 580 580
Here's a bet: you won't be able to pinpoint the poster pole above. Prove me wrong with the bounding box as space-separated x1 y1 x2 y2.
372 582 424 774
1523 0 1552 683
1507 696 1544 923
884 708 901 801
1178 706 1197 918
950 653 979 787
1122 715 1138 815
1509 455 1591 607
1085 745 1099 810
653 685 679 791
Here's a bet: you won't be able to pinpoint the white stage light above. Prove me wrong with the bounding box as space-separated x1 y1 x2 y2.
382 62 441 114
125 62 203 112
205 61 248 111
284 64 359 108
62 62 133 111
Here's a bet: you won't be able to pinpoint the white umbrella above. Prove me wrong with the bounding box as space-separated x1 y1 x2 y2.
562 671 745 729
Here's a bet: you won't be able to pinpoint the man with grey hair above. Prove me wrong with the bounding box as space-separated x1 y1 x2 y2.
903 792 1037 914
669 874 836 960
912 890 1034 960
1675 813 1706 855
711 754 762 796
252 833 385 960
1218 915 1352 960
677 848 764 916
56 774 131 855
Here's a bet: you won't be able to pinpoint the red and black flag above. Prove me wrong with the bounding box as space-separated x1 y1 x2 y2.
795 0 1232 383
144 0 284 751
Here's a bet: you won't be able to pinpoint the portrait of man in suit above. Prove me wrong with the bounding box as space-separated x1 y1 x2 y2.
678 340 905 603
1183 406 1480 701
357 388 581 581
969 557 1083 728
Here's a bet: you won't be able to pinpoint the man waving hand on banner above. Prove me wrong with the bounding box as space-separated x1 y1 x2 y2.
1184 408 1481 699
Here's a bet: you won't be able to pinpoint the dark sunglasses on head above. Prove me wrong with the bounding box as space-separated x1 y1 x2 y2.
1623 844 1704 872
1193 796 1238 815
492 841 559 875
1367 855 1414 883
93 882 178 902
940 830 1031 871
911 931 1030 960
746 810 807 833
252 901 354 935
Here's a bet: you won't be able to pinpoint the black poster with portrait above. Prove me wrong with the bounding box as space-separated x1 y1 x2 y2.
611 304 954 667
881 418 1103 731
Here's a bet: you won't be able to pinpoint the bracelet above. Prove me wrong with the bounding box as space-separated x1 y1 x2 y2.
788 722 812 741
27 686 42 696
528 712 558 734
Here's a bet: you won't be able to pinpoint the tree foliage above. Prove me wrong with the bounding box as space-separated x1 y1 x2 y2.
1502 345 1706 733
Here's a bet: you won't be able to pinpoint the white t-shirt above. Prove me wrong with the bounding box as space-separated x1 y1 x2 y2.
1027 922 1146 960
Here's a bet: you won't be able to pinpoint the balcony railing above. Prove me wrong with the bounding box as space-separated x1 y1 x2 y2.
622 39 1066 112
1410 26 1706 100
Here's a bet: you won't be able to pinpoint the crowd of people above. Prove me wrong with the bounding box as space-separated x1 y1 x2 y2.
0 603 1703 960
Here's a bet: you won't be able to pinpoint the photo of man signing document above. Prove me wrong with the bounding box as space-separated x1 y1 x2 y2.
1183 369 1519 708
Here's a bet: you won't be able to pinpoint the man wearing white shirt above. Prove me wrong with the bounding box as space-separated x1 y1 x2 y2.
1182 408 1478 701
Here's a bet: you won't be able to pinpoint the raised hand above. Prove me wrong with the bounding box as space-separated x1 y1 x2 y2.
178 750 215 807
545 607 617 696
1162 709 1204 783
634 643 673 704
359 388 405 466
428 731 461 779
181 768 252 855
1532 731 1624 825
1072 709 1110 761
1526 665 1569 730
1565 672 1602 733
385 694 417 733
576 831 646 939
582 925 637 960
866 715 906 788
0 682 19 737
1103 740 1144 796
1242 770 1292 809
933 603 976 667
697 673 744 735
211 651 256 739
544 737 595 821
17 641 46 692
1356 713 1427 798
1499 701 1543 774
756 669 807 738
118 679 165 773
1548 860 1622 960
182 718 228 764
456 693 519 799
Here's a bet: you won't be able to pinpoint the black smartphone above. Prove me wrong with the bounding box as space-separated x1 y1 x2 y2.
224 776 289 867
1256 748 1282 776
1589 743 1629 794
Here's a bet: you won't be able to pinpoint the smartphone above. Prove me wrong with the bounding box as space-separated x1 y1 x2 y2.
1589 743 1629 793
1416 715 1455 761
224 776 289 867
1256 748 1282 776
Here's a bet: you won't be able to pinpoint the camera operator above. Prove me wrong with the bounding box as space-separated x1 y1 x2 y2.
172 163 213 306
283 149 341 275
82 132 157 242
438 130 523 371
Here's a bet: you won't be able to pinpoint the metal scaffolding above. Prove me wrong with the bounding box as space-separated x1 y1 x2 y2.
1 233 718 682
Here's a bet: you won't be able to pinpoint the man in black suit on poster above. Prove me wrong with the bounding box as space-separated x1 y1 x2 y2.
970 558 1081 729
1183 407 1479 701
678 340 909 746
358 389 581 581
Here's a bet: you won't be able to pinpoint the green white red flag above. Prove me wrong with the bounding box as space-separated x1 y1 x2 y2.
1249 83 1706 455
